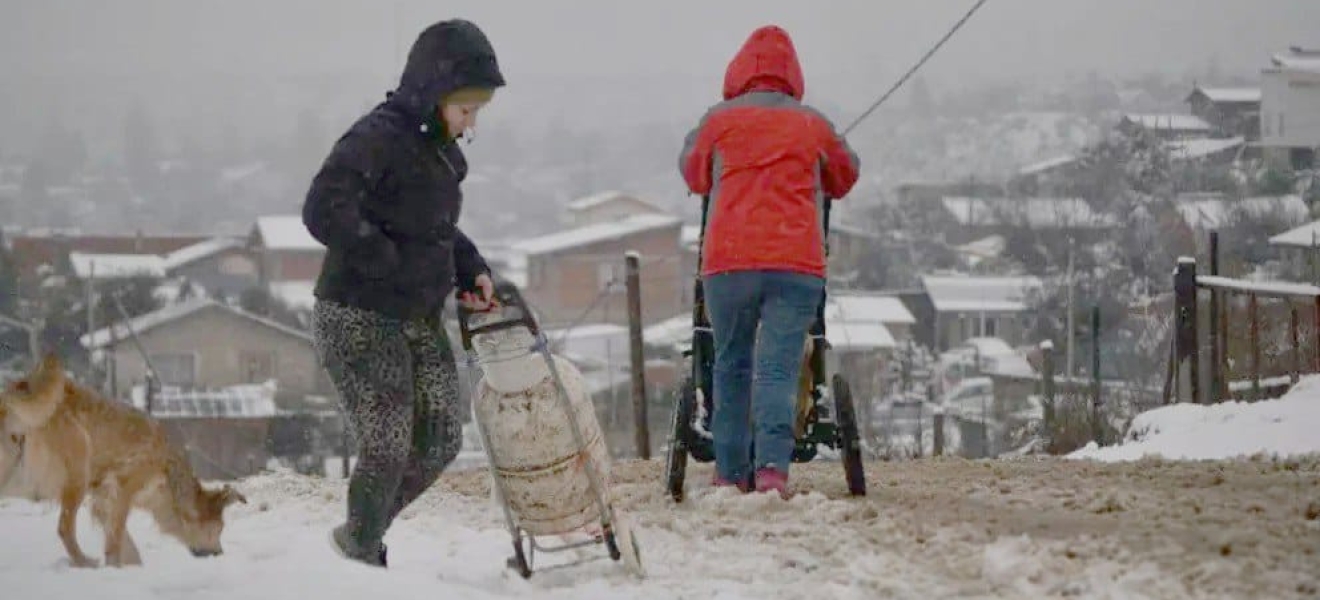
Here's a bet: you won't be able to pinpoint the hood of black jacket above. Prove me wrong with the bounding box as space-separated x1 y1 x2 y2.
388 19 506 123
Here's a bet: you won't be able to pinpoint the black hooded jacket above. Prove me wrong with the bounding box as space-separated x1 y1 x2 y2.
302 19 505 321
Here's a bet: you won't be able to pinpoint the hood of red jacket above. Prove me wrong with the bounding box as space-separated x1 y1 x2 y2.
722 25 804 101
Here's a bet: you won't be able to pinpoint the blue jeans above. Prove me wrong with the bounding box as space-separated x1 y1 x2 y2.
703 270 824 482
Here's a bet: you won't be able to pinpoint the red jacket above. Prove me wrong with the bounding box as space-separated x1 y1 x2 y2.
680 25 860 278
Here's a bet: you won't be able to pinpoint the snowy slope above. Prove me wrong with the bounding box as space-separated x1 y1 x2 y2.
1070 375 1320 462
3 455 1318 600
0 471 895 600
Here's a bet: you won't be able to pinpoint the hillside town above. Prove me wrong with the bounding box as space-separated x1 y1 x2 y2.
2 45 1316 479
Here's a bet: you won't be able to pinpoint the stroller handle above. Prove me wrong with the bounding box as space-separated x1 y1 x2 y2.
456 279 542 352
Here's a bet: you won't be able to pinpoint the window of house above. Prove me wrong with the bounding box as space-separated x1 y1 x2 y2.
598 261 621 292
985 317 998 337
150 353 196 387
239 350 277 383
219 254 257 276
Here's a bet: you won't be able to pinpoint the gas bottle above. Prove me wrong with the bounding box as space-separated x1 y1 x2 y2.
468 312 613 536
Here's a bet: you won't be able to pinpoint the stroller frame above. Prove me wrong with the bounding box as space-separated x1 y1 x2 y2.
662 195 867 501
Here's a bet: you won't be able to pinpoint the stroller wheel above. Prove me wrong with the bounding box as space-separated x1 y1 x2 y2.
664 377 698 502
833 374 867 497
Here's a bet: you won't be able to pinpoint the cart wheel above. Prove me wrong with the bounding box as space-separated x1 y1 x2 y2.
506 538 532 579
664 378 695 502
832 374 867 497
604 529 623 561
613 515 645 578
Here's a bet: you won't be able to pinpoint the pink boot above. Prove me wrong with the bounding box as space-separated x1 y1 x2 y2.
711 474 749 493
754 468 789 499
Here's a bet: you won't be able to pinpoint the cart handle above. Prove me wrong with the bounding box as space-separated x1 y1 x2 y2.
456 280 543 352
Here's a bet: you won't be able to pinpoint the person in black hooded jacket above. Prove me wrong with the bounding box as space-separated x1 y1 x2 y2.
303 18 503 567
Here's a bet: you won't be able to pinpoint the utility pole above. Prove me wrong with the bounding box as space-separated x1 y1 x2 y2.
625 252 650 459
1065 236 1076 382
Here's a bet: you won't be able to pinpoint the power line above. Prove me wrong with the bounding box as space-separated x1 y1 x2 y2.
550 278 621 345
842 0 992 137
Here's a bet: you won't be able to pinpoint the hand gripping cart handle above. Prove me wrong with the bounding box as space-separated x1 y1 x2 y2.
456 281 643 579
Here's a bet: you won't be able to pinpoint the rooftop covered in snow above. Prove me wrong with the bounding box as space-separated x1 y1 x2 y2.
1269 47 1320 74
1269 219 1320 250
1176 194 1308 232
129 380 280 419
81 297 312 349
824 293 916 325
161 236 247 271
68 252 166 279
1166 137 1245 162
1120 113 1212 132
565 190 664 213
512 213 681 256
1016 154 1077 176
826 320 896 351
253 216 323 251
941 197 1118 229
1186 86 1262 104
921 274 1043 314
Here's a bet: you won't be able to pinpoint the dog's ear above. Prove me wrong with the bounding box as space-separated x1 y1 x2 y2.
37 352 61 374
219 484 247 507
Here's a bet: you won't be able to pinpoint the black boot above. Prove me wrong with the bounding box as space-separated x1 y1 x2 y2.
330 524 387 568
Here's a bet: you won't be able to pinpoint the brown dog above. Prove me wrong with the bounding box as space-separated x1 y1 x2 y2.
1 353 246 567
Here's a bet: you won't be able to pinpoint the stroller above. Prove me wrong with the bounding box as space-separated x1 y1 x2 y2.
457 283 643 578
662 196 867 501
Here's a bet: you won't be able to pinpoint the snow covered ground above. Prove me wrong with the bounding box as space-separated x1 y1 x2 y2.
3 378 1320 599
1070 374 1320 462
4 455 1318 600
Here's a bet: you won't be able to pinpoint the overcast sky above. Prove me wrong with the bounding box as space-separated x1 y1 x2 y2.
5 1 1317 83
1 0 1317 155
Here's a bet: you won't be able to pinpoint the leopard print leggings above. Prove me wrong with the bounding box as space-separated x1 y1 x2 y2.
312 300 463 554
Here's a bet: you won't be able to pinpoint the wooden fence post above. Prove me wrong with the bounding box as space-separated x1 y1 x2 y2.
625 251 651 460
1208 231 1220 404
932 407 945 457
1172 257 1199 404
1292 304 1301 386
1090 306 1103 445
1040 339 1056 448
1250 293 1260 401
1314 296 1320 374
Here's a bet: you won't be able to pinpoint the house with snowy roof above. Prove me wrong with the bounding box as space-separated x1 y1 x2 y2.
159 236 260 300
59 235 261 303
562 191 668 227
80 296 331 402
1174 192 1309 237
936 196 1119 246
510 213 684 328
80 296 340 479
8 231 208 280
1117 113 1212 141
1269 218 1320 277
1008 155 1081 196
1185 84 1262 140
918 274 1044 352
248 215 325 311
1259 46 1320 170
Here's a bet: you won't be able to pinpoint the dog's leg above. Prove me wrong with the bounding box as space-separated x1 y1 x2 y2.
57 484 98 568
100 493 136 567
91 487 141 567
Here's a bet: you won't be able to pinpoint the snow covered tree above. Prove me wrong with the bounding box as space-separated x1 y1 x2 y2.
238 285 306 331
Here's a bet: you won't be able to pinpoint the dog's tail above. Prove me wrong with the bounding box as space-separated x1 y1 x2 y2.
3 353 67 430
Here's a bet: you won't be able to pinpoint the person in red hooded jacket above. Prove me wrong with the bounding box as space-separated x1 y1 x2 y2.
679 25 859 497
